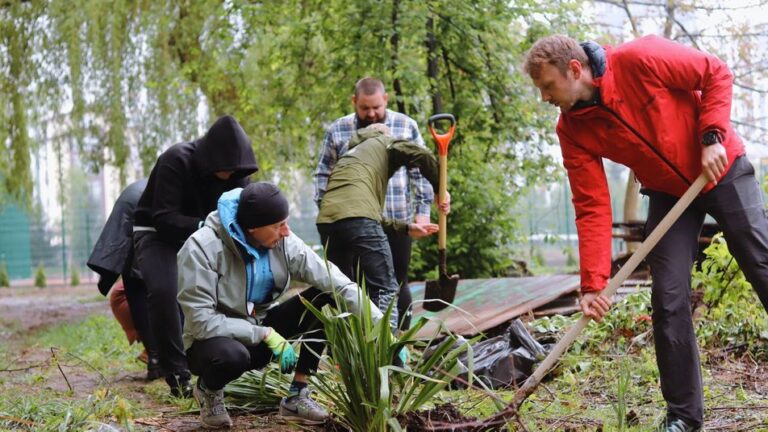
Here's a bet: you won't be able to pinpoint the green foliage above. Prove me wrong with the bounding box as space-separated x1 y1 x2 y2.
531 290 653 356
226 363 293 409
36 313 141 374
692 234 768 358
1 0 585 278
0 390 135 431
34 263 46 288
69 265 80 287
611 359 631 431
301 284 473 431
0 260 9 287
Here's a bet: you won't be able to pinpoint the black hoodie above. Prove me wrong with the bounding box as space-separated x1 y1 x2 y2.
134 115 259 244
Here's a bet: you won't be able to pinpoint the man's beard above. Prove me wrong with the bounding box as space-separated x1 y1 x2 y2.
356 115 386 129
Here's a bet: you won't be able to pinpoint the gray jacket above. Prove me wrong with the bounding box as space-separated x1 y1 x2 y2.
177 210 382 350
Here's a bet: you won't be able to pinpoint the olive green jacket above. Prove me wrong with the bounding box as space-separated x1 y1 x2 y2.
316 127 439 234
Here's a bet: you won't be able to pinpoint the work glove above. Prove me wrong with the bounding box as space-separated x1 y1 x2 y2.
263 328 297 374
387 332 409 367
397 346 409 366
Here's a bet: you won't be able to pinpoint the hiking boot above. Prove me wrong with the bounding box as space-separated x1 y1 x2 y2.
167 374 193 398
193 380 232 429
279 387 329 425
656 417 702 432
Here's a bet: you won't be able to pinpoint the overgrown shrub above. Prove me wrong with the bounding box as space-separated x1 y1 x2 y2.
70 266 80 287
531 289 653 356
0 261 9 287
34 264 47 288
692 234 768 359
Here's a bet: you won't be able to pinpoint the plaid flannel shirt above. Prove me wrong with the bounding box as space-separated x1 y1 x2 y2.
313 110 434 223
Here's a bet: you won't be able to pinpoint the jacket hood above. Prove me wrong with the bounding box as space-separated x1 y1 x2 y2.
348 126 386 150
216 187 261 258
194 115 259 179
581 41 606 78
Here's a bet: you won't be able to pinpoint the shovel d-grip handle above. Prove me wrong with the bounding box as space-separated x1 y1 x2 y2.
428 113 456 156
428 113 455 248
482 173 710 427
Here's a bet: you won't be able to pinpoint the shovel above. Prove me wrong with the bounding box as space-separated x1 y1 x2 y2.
423 113 459 313
483 173 709 427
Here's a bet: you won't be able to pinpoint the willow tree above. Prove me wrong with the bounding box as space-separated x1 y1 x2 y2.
2 0 586 278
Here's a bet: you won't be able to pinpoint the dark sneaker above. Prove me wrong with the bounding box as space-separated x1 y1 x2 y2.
193 380 232 429
656 417 702 432
279 388 329 425
168 374 193 398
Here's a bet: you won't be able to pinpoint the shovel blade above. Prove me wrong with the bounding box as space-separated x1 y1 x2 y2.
423 273 459 312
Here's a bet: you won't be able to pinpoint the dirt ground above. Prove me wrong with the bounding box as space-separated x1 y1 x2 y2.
2 285 767 431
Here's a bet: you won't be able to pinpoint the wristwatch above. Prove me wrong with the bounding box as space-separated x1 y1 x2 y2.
702 131 722 147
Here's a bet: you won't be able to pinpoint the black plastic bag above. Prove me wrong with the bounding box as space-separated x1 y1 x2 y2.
423 319 550 389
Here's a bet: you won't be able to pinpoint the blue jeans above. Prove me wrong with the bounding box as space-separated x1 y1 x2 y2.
317 218 399 331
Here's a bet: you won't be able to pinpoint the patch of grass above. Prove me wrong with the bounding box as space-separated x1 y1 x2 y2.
78 294 109 304
0 387 136 431
33 313 142 376
0 314 149 430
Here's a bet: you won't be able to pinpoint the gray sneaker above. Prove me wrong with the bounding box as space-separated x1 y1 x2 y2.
279 388 329 424
193 380 233 429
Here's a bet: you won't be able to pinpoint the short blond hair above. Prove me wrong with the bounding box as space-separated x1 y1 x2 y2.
523 35 589 79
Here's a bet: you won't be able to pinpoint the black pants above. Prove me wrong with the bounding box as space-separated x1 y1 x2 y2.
133 231 189 383
121 274 159 360
186 287 333 390
644 156 768 427
387 230 413 331
317 218 399 331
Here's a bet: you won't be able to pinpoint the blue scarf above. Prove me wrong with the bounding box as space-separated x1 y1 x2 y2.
217 188 274 304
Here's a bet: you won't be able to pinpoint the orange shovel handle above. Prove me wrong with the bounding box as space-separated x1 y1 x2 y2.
428 113 456 156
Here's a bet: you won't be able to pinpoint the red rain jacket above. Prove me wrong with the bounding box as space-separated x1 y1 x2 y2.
557 35 745 293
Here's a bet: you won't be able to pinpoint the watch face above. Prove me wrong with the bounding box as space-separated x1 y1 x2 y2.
703 132 721 146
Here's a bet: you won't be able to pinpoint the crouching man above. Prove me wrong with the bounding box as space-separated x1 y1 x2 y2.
177 182 383 428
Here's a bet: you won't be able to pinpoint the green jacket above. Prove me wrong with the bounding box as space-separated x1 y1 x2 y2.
177 210 382 350
316 127 440 234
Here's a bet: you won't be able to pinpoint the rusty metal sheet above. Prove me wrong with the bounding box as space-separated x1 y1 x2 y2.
410 274 580 338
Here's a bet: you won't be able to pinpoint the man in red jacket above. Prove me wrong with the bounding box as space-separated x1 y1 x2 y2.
524 35 768 432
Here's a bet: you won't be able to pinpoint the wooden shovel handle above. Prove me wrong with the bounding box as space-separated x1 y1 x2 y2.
438 154 448 249
511 173 709 410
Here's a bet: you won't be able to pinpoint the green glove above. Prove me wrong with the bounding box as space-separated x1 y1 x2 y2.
263 328 297 374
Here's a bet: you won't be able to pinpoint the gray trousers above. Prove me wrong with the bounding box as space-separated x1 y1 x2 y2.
644 156 768 427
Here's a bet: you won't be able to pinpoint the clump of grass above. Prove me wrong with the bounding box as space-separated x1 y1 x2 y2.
0 261 10 287
34 264 46 288
0 388 136 431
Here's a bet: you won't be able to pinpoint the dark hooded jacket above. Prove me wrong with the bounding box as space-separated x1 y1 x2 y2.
87 179 147 295
134 115 258 245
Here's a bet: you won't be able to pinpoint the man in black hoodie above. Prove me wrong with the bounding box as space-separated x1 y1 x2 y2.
133 115 258 397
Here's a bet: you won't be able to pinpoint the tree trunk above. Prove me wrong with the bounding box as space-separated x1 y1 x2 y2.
623 171 640 253
390 0 406 114
426 13 442 114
